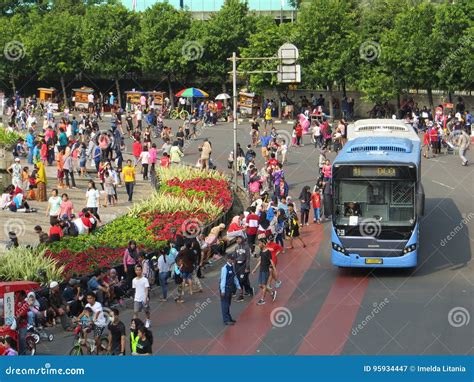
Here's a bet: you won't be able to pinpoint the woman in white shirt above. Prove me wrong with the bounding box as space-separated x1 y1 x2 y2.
85 180 101 223
139 146 150 180
157 249 175 302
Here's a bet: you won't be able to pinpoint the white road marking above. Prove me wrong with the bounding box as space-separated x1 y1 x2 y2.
432 180 455 190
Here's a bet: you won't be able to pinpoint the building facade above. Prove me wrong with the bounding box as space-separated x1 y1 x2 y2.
122 0 296 20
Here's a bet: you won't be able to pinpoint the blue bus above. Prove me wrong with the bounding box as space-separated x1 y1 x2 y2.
331 119 425 268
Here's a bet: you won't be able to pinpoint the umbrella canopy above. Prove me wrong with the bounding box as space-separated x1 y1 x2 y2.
175 87 209 98
215 93 231 100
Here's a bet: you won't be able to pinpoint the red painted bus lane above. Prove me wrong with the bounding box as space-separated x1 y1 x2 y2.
208 224 324 355
296 274 369 355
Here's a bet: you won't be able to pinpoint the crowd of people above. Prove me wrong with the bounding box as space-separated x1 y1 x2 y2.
1 90 472 355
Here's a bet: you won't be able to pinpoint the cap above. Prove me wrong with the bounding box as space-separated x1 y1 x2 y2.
14 157 20 162
227 253 236 261
49 281 59 289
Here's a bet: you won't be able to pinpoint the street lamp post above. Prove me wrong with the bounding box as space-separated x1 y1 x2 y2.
232 52 238 188
228 45 299 188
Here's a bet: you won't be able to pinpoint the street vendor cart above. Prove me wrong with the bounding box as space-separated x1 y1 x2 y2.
72 86 94 112
37 88 56 103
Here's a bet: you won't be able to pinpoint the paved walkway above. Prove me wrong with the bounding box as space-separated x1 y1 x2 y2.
0 155 153 252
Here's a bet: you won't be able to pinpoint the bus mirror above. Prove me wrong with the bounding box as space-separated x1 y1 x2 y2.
416 183 425 216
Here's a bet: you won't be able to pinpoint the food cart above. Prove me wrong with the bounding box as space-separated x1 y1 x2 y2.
37 88 56 103
124 90 144 109
238 92 261 118
0 281 40 355
149 91 166 112
125 90 166 112
72 86 94 111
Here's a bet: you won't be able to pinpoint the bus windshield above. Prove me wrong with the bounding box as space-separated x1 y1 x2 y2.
334 179 415 227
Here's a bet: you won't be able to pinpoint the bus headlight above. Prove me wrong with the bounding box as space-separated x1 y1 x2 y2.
403 244 417 254
332 242 347 255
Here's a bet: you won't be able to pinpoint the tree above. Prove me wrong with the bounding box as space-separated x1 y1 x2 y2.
382 2 441 110
25 10 83 106
432 0 473 95
82 3 137 107
195 0 255 93
0 13 31 94
136 3 192 108
296 0 360 116
240 17 296 102
355 0 411 108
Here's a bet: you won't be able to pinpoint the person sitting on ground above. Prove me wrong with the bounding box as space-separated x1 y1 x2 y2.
49 221 64 242
87 269 110 305
34 225 50 244
47 281 71 330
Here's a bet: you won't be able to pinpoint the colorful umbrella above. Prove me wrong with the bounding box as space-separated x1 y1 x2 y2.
175 87 209 98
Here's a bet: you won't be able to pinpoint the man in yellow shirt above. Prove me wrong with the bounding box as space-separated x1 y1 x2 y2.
122 160 136 202
264 105 273 132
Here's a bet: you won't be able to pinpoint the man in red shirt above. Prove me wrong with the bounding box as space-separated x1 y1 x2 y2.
266 235 283 295
311 188 322 224
245 206 259 256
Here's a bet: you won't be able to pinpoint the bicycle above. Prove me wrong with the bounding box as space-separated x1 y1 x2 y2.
169 108 190 120
68 321 109 355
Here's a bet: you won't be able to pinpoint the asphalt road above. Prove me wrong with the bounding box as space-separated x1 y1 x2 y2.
37 117 473 355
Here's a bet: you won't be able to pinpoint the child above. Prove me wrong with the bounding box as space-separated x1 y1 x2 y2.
311 186 322 224
160 152 170 168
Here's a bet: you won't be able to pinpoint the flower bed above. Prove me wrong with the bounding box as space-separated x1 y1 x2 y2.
44 166 232 278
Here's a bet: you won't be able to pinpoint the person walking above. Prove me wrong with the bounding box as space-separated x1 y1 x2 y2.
311 186 322 224
252 238 276 306
169 141 184 165
132 264 151 329
46 188 62 226
299 185 311 226
456 130 471 166
200 139 212 170
123 240 138 290
122 159 136 202
62 148 77 189
219 253 241 325
157 248 174 302
107 308 126 355
287 203 307 249
234 235 253 301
